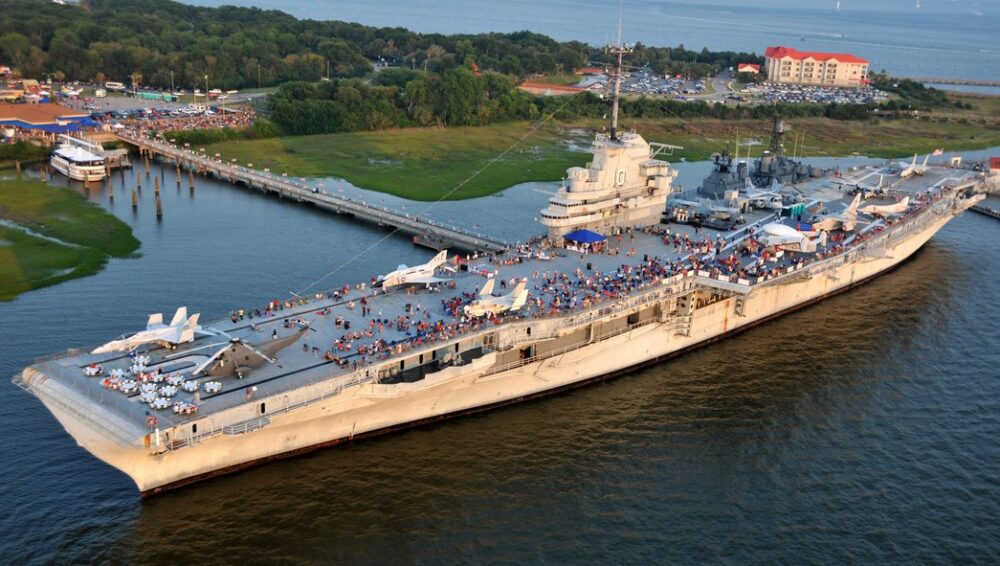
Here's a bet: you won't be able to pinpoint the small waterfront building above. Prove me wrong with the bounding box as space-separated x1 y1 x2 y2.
764 46 869 88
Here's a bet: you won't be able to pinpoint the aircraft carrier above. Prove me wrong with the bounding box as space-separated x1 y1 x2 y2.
14 53 989 496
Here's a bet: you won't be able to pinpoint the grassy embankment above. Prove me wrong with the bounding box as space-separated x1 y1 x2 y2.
0 177 140 301
0 142 50 171
203 114 1000 201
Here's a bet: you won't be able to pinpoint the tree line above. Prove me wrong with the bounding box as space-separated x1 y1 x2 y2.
0 0 590 88
266 69 880 136
0 0 763 89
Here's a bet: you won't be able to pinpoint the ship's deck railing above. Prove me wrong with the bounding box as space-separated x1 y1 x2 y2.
164 370 374 451
14 370 142 444
223 416 271 435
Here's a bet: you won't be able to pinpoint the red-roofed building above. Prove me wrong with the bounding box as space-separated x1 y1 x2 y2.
764 45 869 88
737 63 760 74
989 157 1000 174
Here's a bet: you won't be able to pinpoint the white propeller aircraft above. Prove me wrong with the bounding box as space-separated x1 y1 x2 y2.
92 307 201 354
898 154 930 178
377 250 452 289
464 277 530 317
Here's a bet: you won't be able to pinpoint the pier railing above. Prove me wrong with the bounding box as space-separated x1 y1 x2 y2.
117 132 511 253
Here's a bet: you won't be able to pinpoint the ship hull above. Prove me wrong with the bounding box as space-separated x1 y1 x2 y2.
28 207 961 496
50 154 107 182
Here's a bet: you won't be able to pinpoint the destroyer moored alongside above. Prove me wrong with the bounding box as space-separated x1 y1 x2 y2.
15 54 988 497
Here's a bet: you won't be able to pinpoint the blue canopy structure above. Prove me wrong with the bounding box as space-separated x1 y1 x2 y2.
563 229 607 244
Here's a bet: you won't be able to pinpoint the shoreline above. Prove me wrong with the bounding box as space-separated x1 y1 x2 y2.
0 176 140 301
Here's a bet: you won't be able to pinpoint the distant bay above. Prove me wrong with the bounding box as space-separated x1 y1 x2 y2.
184 0 1000 80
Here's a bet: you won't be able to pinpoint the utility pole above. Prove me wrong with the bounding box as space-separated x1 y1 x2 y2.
170 71 174 94
257 63 261 89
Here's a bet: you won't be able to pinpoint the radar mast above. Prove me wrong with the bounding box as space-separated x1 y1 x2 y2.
606 3 631 141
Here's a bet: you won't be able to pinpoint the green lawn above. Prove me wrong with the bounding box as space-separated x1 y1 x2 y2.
0 177 140 300
204 116 1000 201
205 121 592 200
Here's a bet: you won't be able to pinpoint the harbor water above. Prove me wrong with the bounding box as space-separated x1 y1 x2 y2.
1 150 999 562
184 0 1000 81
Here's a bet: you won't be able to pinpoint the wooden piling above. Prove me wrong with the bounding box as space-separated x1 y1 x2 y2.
137 173 142 190
131 189 138 209
154 176 160 194
188 169 195 191
155 193 163 219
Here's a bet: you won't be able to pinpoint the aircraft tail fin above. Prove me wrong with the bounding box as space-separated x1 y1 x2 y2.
510 278 529 310
479 278 495 297
146 313 164 329
169 306 188 327
178 313 200 344
847 193 861 215
921 153 930 167
430 249 448 266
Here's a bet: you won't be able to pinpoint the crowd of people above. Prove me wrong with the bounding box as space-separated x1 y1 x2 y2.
134 110 254 134
214 185 958 381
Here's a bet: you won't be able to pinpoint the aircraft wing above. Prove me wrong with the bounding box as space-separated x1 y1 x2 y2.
404 276 449 285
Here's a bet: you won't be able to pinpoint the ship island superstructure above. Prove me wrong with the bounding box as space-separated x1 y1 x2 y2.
540 131 681 242
14 52 990 497
540 37 682 243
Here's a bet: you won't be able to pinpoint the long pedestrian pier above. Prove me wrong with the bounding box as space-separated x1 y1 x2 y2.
900 76 1000 88
115 132 511 254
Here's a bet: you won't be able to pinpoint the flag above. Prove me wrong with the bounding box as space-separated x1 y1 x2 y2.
932 148 943 156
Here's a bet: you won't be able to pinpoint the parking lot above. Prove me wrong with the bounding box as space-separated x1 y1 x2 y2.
742 82 889 104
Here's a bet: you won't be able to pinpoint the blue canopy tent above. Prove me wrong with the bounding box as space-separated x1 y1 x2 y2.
564 229 607 244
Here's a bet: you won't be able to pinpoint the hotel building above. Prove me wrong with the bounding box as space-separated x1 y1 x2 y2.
764 46 869 88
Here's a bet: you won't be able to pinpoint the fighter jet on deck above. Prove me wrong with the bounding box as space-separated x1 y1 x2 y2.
377 250 451 289
811 193 862 232
898 154 930 178
860 196 910 217
464 278 530 317
92 307 202 354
